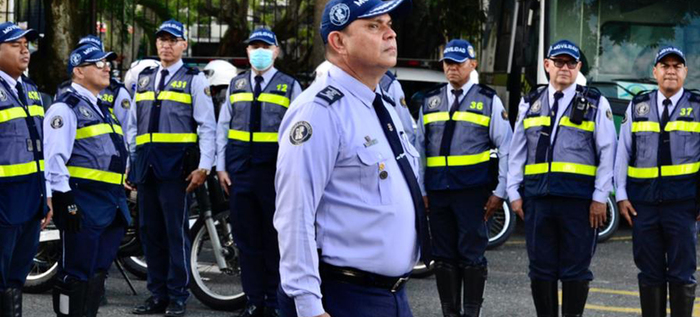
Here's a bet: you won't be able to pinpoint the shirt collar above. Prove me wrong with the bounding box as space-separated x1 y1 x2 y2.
547 83 577 107
70 82 98 105
450 79 474 95
0 70 20 90
250 67 278 87
328 64 377 108
657 88 684 107
158 59 184 76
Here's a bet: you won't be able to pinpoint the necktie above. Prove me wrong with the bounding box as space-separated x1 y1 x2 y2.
550 91 564 120
372 93 432 263
15 82 28 107
534 91 564 163
250 75 264 135
659 99 672 166
439 89 463 156
148 69 170 133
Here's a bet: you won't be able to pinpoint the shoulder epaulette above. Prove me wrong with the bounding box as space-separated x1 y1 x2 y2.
577 85 601 102
141 66 157 75
185 65 201 75
384 70 396 82
381 93 396 107
687 90 700 103
315 85 344 107
59 93 81 108
21 75 37 87
524 85 547 103
424 83 447 98
477 84 496 98
632 91 652 104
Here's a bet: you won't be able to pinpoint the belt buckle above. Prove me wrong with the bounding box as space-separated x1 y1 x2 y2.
391 277 409 293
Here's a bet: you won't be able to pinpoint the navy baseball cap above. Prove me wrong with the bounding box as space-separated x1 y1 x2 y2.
655 46 686 65
0 22 38 43
547 39 581 61
441 39 476 63
246 28 278 46
77 35 104 50
67 44 116 74
320 0 412 44
155 19 186 40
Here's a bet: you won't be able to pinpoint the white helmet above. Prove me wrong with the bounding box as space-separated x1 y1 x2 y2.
124 59 160 95
204 60 238 87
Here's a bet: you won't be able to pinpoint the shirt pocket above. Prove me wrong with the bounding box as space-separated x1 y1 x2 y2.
357 147 392 205
675 130 700 159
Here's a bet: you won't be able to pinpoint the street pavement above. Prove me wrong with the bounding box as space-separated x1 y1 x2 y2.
22 224 700 316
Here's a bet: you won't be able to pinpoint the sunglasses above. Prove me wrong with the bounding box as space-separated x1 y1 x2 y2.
550 58 579 69
79 60 110 70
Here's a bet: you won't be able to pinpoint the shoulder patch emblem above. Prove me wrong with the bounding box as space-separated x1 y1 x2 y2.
621 112 628 124
290 121 312 145
235 78 247 89
121 98 131 109
50 116 63 129
0 89 6 102
400 97 407 108
606 109 613 120
502 109 509 120
78 106 93 118
428 96 440 109
317 86 344 105
204 87 211 97
138 76 150 89
635 102 650 116
530 100 542 113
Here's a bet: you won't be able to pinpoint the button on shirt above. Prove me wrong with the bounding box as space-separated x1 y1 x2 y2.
614 88 684 201
415 80 513 198
125 59 217 170
215 67 302 169
274 64 419 317
507 84 617 203
43 83 104 193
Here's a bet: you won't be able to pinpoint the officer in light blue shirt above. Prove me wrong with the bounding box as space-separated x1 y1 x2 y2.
614 46 698 316
506 39 616 317
414 38 512 317
274 0 431 316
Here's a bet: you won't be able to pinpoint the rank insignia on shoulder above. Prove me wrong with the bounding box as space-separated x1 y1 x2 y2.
317 86 344 105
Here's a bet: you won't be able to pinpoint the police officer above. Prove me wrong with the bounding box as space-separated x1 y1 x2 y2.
614 46 698 317
415 39 512 317
44 45 130 317
55 36 132 131
0 22 50 317
274 0 431 316
215 28 301 317
380 70 416 144
507 40 616 317
128 20 216 317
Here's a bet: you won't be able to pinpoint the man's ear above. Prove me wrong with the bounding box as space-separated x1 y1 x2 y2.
327 31 347 56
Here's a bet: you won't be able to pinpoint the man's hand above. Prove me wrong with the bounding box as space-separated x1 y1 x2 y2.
218 170 232 196
52 191 82 233
186 169 208 193
422 196 429 213
484 195 504 221
511 199 524 220
42 198 53 230
124 167 136 191
618 200 637 227
589 200 607 229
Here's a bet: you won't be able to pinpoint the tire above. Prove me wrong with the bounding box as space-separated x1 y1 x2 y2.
411 260 435 278
597 195 620 243
189 213 246 311
121 256 148 280
23 227 61 293
486 201 517 250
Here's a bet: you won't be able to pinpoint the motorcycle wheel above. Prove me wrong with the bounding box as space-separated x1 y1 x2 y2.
597 195 620 243
486 201 517 250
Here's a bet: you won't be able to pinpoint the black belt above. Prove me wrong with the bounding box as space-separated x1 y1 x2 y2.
319 262 410 293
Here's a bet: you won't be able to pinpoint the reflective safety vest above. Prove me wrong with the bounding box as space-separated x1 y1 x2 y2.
225 70 297 174
59 92 130 226
421 83 495 190
627 90 700 203
0 76 46 225
133 65 199 182
56 78 125 118
522 85 600 199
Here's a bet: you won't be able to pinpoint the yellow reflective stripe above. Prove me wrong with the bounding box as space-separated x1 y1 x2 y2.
135 133 198 145
135 92 155 102
426 151 491 167
258 93 290 108
452 112 490 127
28 105 44 117
631 121 660 133
661 162 700 177
665 121 700 133
230 93 254 104
0 105 45 123
559 116 595 132
551 162 597 176
523 116 550 129
628 166 659 179
228 130 278 142
0 160 44 177
157 91 192 104
524 163 549 175
67 166 124 185
75 124 123 140
423 112 450 125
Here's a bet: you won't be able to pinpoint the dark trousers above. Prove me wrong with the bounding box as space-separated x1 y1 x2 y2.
277 281 413 317
428 188 490 266
0 219 40 289
58 215 125 282
632 199 698 285
524 196 597 281
229 168 279 308
139 179 191 302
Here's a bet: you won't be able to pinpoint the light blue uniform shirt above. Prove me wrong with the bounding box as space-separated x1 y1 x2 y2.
274 65 420 317
507 83 617 203
614 88 684 201
43 83 102 194
383 78 416 145
215 67 302 168
125 59 216 170
414 80 512 198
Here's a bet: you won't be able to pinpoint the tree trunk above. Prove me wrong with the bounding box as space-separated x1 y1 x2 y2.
311 0 327 68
